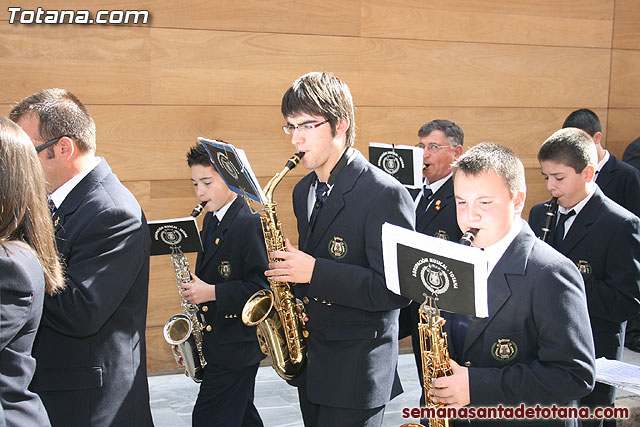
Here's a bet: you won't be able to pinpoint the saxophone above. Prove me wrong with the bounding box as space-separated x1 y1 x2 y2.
162 201 207 383
241 152 308 381
418 228 478 427
540 197 559 243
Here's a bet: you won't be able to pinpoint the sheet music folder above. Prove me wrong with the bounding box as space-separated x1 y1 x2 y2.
198 137 267 205
147 217 202 256
382 223 489 317
368 142 424 188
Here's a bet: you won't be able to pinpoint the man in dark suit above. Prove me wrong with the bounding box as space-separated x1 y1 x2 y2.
529 128 640 427
180 144 268 427
265 72 414 427
430 142 595 427
401 119 463 408
10 89 153 427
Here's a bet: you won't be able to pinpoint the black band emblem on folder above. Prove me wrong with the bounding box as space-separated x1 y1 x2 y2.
148 217 203 256
398 243 477 315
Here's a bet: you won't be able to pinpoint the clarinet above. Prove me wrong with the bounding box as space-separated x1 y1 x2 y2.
540 197 559 243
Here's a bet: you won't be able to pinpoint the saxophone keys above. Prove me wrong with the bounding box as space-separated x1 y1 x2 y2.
302 297 309 304
302 330 309 338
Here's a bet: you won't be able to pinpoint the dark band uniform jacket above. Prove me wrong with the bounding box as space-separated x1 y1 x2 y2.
446 220 595 427
1 243 51 427
30 160 153 427
596 152 640 217
291 149 414 409
195 196 268 369
529 188 640 369
415 176 461 242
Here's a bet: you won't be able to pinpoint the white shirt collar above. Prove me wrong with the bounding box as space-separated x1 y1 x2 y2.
214 196 236 222
483 216 523 275
596 150 609 174
49 157 102 209
426 173 451 195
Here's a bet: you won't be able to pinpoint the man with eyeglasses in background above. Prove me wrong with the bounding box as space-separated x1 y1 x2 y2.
398 119 464 419
264 72 414 427
9 88 153 427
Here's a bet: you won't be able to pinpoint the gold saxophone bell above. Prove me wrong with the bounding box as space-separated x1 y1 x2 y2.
241 152 309 381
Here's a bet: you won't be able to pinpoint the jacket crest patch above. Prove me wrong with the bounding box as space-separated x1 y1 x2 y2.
491 338 518 363
576 260 592 276
328 236 347 260
434 229 449 240
218 261 231 278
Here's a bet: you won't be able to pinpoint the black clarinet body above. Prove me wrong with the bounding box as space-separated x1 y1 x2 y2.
540 197 559 243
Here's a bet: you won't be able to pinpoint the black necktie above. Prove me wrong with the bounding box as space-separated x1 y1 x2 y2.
309 181 329 230
553 210 575 247
203 216 219 253
48 198 57 216
416 185 434 220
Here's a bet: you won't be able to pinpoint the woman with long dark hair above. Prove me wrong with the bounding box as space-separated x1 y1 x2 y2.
0 116 64 426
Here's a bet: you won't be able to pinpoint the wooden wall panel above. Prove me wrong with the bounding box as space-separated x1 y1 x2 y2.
613 0 640 49
353 40 610 108
362 1 613 47
605 109 640 159
0 26 150 104
148 29 611 108
150 0 363 36
609 49 640 109
2 0 637 373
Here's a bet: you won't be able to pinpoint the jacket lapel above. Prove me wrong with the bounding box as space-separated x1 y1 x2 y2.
53 160 111 238
557 188 602 254
197 197 243 272
416 177 453 231
303 152 364 254
595 155 616 193
296 173 314 253
462 223 533 355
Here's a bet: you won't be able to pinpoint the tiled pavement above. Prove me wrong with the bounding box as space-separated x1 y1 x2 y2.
149 347 640 427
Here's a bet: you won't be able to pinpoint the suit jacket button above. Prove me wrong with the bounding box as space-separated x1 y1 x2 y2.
464 361 472 367
206 325 212 332
302 297 309 304
201 305 209 312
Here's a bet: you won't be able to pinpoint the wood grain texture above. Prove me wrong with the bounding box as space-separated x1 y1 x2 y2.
362 1 613 48
613 0 640 50
609 49 640 109
605 109 640 159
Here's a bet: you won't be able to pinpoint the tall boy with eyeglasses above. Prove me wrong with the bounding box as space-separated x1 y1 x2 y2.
265 72 414 427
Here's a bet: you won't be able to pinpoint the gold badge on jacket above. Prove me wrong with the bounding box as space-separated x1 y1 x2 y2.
576 260 592 276
434 229 449 240
328 236 347 260
218 261 231 279
491 338 518 363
